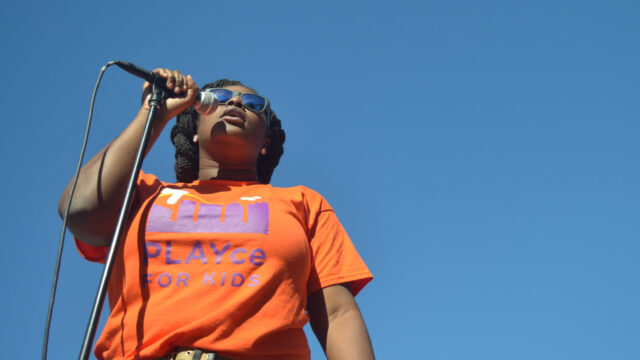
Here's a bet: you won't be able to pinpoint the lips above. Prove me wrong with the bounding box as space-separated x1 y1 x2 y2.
221 107 245 126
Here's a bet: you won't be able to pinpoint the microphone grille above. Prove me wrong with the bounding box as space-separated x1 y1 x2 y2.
194 91 217 115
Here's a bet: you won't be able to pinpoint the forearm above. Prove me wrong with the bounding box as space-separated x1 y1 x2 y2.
324 306 375 360
57 69 197 246
308 285 375 360
58 107 169 246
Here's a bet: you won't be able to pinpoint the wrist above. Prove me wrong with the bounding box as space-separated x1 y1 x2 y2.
136 107 171 129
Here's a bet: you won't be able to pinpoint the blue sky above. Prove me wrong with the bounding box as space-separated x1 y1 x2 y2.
1 1 639 359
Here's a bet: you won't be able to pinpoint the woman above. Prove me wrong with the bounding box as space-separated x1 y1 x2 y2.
59 69 374 360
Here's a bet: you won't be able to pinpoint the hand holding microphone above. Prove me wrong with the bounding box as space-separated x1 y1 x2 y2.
115 61 219 118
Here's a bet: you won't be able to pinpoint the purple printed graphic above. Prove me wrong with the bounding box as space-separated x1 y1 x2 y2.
146 200 269 234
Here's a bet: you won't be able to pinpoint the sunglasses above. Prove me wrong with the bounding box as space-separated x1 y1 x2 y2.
204 88 270 113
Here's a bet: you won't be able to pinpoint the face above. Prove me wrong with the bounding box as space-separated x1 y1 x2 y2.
195 85 270 167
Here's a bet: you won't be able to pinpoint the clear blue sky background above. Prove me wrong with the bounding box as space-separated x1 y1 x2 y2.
1 1 638 359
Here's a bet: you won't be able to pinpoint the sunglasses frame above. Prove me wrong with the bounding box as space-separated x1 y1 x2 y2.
203 87 271 126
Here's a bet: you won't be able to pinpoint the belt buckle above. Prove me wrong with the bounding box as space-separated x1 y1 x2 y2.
171 348 217 360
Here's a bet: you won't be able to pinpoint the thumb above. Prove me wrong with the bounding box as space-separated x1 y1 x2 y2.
140 81 153 110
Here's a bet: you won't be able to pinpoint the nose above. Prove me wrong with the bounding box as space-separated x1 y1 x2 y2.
225 94 244 109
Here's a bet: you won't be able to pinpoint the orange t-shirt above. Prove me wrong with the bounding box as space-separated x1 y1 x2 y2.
76 172 372 360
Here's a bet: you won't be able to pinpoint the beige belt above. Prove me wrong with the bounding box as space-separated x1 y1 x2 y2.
164 348 234 360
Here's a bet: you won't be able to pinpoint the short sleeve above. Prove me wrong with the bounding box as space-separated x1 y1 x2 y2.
305 189 372 296
74 170 164 263
75 238 109 263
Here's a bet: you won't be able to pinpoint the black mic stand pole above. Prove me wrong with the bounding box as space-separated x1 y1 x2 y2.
78 78 168 360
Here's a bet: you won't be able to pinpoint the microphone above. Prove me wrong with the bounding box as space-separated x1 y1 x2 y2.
193 91 218 115
114 60 218 115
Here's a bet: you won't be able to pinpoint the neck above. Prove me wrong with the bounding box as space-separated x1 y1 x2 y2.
198 158 258 182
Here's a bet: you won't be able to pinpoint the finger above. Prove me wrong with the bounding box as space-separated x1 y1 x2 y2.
140 81 152 106
185 75 199 102
181 72 189 92
164 68 176 90
154 68 174 90
152 68 169 79
172 70 184 94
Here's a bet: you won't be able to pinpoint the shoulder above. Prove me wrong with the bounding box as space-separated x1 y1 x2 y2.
138 171 171 187
266 184 334 213
268 184 318 194
268 184 327 201
135 171 173 199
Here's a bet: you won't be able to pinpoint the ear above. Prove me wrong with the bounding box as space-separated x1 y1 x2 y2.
260 138 271 156
193 134 199 143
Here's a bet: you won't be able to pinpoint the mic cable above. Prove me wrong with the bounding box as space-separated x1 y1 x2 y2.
42 60 117 360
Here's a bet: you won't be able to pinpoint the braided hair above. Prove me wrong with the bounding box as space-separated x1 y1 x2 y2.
170 79 285 184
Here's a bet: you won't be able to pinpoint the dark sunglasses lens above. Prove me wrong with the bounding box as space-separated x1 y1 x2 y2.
242 94 266 111
211 89 233 103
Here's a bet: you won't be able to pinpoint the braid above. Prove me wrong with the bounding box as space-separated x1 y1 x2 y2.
171 106 200 182
258 111 285 184
170 79 285 184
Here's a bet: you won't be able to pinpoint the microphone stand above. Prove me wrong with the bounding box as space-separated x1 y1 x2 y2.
78 78 168 360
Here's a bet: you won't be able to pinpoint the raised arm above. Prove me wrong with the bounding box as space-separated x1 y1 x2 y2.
57 69 198 247
308 284 375 360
